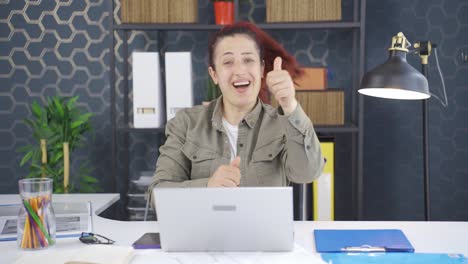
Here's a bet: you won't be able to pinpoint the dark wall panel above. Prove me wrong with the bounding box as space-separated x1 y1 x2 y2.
364 0 468 220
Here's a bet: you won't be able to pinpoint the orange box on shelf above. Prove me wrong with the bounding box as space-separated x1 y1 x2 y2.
294 67 328 90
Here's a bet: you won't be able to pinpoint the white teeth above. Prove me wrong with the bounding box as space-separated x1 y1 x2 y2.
233 81 250 87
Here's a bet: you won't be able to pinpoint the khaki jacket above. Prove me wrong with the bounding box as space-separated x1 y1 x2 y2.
150 97 324 189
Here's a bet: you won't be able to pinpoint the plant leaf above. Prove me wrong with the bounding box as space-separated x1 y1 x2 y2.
66 96 79 109
19 151 34 166
31 101 42 118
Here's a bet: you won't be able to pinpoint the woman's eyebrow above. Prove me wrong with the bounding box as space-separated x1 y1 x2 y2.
221 51 255 56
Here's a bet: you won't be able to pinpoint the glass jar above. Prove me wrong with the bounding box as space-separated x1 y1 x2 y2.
17 178 56 250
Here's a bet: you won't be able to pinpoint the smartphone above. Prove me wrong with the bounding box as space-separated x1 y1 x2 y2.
132 232 161 249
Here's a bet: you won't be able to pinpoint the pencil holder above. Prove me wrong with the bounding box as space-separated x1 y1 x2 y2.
17 178 56 250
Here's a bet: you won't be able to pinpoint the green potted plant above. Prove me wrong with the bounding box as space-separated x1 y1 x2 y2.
18 96 100 193
203 77 222 106
213 0 234 25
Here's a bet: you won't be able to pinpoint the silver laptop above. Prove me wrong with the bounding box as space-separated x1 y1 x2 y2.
153 187 294 252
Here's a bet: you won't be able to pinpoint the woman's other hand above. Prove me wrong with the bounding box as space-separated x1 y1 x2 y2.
208 157 241 187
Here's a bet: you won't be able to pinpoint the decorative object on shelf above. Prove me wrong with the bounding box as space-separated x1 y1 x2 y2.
203 76 222 106
266 0 341 23
213 0 234 25
18 96 99 193
294 67 328 90
17 178 56 250
121 0 198 24
133 52 164 128
359 32 448 221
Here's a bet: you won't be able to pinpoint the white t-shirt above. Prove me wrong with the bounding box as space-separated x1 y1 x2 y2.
222 117 238 161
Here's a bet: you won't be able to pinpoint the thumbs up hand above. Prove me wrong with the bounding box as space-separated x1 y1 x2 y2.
208 157 241 187
266 57 298 115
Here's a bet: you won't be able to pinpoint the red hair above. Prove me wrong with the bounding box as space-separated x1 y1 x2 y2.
208 22 303 104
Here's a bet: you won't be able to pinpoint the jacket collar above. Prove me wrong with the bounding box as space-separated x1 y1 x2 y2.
211 96 263 130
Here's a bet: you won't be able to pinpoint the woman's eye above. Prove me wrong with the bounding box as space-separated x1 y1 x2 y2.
244 58 255 63
223 60 233 65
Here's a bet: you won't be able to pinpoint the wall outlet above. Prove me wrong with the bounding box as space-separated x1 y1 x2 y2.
461 50 468 64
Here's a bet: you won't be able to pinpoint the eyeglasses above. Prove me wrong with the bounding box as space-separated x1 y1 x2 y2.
79 232 115 245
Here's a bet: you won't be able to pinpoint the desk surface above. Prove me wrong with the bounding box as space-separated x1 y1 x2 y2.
1 194 468 263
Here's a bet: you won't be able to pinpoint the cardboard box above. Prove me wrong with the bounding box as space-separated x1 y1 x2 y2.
169 0 198 23
121 0 197 23
296 90 344 125
272 90 344 125
294 67 327 90
266 0 341 22
121 0 168 23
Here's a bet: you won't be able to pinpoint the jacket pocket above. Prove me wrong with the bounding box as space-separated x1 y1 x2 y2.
182 140 216 180
252 137 285 185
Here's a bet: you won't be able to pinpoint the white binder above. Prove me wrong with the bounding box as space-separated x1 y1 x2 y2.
165 52 194 121
132 52 164 128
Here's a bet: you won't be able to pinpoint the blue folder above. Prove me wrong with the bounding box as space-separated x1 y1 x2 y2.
314 229 415 253
321 253 468 264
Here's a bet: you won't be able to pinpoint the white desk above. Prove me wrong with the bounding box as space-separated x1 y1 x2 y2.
1 194 468 263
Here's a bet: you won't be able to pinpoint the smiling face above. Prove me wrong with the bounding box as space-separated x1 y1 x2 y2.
208 34 264 112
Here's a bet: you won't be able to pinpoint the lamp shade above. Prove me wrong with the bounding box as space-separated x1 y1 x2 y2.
359 50 430 100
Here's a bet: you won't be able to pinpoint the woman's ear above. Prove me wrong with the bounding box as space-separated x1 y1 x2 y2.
208 66 218 85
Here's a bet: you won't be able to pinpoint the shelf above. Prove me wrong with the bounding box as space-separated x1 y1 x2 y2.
115 24 222 31
127 193 145 198
118 125 165 133
112 0 366 220
315 124 359 133
257 22 360 30
114 22 360 31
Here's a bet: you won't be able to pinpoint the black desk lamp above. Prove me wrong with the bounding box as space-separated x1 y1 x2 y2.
359 32 447 221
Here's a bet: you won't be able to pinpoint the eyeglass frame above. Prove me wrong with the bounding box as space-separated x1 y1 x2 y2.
79 232 115 245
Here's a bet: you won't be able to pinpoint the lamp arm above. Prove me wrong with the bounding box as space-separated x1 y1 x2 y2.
431 48 448 107
414 41 448 107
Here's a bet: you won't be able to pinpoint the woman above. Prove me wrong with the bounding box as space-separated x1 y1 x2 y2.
150 22 324 188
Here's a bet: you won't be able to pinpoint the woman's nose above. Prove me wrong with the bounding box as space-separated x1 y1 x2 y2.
233 61 247 75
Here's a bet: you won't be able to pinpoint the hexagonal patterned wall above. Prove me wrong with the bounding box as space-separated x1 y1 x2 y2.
1 0 467 221
0 0 113 193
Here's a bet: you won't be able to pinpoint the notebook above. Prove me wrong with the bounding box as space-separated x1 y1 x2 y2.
314 229 414 253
